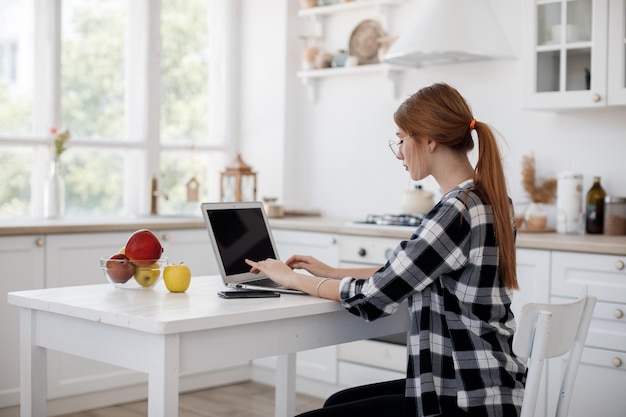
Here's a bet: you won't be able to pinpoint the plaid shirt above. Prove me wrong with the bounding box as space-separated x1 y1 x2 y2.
340 180 526 417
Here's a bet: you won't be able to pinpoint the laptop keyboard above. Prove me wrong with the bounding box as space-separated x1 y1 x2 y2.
246 278 281 288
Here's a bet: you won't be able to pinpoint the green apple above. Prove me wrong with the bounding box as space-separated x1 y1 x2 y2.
163 263 191 293
134 263 160 288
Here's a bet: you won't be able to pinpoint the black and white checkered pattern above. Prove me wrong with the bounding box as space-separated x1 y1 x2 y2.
340 180 526 417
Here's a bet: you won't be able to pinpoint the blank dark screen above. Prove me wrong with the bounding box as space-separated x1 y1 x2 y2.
207 208 276 275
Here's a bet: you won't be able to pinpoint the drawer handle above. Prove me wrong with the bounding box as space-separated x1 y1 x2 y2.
358 248 367 257
35 237 44 247
616 260 625 271
612 357 623 368
161 233 170 242
615 309 624 319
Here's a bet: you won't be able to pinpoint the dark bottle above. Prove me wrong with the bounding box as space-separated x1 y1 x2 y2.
585 176 606 234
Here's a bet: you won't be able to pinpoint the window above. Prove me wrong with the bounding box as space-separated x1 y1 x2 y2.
0 0 233 219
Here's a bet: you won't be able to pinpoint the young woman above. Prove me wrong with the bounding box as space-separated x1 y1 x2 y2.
246 82 526 417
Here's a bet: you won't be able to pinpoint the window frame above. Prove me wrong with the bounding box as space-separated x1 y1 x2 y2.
0 0 237 218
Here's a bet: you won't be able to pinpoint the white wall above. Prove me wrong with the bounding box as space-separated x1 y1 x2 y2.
239 0 626 221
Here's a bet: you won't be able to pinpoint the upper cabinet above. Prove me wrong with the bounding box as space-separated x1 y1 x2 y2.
523 0 626 109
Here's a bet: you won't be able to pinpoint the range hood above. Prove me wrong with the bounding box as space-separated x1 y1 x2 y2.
383 0 513 67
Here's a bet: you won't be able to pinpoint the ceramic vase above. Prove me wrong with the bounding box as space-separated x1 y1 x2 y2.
43 158 65 218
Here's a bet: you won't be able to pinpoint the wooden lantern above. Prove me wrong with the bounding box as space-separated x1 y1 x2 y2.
220 154 257 202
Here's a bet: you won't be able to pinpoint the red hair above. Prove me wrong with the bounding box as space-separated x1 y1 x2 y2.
393 83 517 289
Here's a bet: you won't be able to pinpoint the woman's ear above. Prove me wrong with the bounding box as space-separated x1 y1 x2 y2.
426 138 437 152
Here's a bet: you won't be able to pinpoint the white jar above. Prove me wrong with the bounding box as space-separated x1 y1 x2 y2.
556 171 583 234
400 185 434 216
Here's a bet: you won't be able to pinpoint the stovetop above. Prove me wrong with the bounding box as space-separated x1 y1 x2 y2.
353 213 423 227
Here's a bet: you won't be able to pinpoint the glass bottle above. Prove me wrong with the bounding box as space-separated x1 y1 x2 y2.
585 176 606 234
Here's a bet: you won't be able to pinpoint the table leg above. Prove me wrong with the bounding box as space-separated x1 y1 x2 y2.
19 308 46 417
275 353 296 417
148 334 180 417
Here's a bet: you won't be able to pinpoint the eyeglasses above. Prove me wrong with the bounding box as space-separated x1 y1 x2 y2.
388 136 409 158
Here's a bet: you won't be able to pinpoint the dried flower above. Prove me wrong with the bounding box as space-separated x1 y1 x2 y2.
50 127 71 159
521 155 556 203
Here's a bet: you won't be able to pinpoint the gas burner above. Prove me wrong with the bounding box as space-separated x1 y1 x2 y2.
362 213 423 227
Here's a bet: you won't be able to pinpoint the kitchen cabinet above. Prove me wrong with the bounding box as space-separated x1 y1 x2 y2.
523 0 626 109
337 234 406 386
547 252 626 417
296 0 406 101
253 230 341 393
156 228 218 276
0 235 45 409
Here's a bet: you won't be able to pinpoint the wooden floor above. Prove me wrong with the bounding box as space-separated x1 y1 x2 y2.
58 382 325 417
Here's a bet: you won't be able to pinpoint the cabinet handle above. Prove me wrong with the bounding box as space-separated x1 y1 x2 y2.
35 237 44 247
592 93 602 103
358 248 367 257
615 260 625 271
614 309 624 319
612 357 623 368
161 233 170 242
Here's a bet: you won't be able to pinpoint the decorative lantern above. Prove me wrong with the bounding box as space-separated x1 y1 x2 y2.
220 154 257 202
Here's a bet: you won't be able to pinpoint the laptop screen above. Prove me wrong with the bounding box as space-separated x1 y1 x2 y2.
206 206 277 276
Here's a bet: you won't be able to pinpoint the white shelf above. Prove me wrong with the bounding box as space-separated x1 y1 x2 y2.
297 0 404 18
297 63 405 102
298 0 403 34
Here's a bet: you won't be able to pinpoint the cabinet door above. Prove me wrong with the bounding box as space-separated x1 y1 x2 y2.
512 248 551 318
156 228 218 276
523 0 609 109
0 235 45 408
547 346 626 417
512 248 551 417
607 0 626 104
46 232 130 288
255 230 340 384
44 232 148 400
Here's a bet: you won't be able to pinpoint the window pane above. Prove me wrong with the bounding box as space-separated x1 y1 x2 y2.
0 0 34 136
63 149 125 216
61 0 126 139
161 0 209 145
0 147 32 218
159 151 226 215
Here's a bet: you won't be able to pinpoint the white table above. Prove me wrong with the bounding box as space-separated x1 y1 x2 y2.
8 276 408 417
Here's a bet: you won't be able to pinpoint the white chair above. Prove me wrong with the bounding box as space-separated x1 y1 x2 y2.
513 287 597 417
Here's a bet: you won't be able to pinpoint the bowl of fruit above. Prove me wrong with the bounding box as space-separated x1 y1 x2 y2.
101 229 168 289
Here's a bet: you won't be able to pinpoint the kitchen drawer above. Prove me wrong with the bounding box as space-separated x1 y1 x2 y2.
339 235 399 265
552 297 626 352
551 252 626 303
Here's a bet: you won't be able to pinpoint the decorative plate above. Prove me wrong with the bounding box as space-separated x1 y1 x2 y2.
348 19 386 65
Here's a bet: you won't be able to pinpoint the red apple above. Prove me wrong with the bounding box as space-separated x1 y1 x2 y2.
124 229 163 266
105 253 136 283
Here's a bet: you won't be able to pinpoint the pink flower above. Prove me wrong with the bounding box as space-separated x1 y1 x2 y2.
50 127 71 159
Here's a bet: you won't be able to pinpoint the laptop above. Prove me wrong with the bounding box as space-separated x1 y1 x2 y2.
201 201 304 294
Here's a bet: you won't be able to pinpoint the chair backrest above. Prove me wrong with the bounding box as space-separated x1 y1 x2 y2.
512 287 597 417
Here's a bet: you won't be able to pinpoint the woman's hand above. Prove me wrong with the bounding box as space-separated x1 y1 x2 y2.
244 258 297 288
285 255 336 278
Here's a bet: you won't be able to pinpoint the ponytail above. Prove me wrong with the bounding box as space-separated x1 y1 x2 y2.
473 122 518 289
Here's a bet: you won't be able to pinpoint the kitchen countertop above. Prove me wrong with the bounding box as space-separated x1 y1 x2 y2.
1 215 625 256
